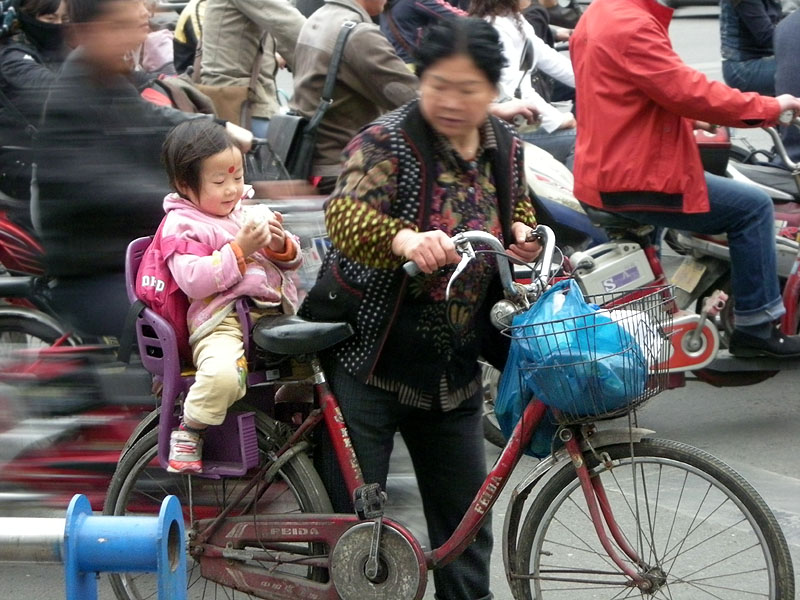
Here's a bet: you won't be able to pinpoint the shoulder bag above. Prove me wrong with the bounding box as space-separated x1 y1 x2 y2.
191 32 267 128
258 20 356 181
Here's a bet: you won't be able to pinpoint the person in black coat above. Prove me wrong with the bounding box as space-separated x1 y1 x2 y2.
0 0 68 200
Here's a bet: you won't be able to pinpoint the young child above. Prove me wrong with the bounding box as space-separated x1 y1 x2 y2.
160 119 302 473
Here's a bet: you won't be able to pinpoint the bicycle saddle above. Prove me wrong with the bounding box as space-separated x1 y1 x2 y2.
252 314 353 355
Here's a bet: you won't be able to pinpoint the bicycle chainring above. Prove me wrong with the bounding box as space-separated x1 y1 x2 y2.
330 521 426 600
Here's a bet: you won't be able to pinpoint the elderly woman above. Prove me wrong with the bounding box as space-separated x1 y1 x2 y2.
300 17 541 600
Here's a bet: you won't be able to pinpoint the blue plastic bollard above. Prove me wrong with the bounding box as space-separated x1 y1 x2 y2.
63 494 186 600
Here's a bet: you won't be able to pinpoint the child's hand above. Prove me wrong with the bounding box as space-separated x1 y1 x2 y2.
234 221 272 257
266 211 287 252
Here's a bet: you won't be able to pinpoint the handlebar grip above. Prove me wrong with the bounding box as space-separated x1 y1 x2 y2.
403 261 422 276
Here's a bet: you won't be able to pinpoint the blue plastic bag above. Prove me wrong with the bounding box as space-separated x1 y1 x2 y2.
495 337 559 458
514 279 647 417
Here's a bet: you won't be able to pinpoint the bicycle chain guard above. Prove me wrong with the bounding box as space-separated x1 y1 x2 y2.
330 521 427 600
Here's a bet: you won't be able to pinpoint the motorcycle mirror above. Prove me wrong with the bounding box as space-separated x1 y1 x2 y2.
514 39 535 99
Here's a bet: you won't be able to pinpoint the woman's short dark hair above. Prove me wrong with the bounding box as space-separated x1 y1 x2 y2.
414 17 507 87
19 0 62 18
162 119 237 196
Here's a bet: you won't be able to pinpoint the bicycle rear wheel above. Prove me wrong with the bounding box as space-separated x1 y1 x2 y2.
512 438 794 599
103 407 332 600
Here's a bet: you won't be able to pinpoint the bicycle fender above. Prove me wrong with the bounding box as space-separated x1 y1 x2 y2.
502 426 655 593
0 304 79 343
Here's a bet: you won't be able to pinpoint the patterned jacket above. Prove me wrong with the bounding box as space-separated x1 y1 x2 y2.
300 99 536 385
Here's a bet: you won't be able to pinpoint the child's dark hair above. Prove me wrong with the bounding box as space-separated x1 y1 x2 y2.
162 119 237 196
414 17 507 87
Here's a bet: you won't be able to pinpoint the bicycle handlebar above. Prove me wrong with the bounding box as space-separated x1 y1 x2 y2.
402 224 557 301
763 116 800 171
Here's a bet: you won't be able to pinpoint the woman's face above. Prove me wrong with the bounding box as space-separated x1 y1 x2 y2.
36 0 69 23
419 54 498 144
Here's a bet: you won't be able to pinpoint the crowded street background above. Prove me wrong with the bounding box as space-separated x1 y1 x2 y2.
1 2 799 598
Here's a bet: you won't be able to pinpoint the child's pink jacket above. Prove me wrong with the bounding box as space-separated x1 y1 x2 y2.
161 188 302 345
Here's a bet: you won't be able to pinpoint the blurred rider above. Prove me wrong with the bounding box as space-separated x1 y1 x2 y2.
570 0 800 358
35 0 250 339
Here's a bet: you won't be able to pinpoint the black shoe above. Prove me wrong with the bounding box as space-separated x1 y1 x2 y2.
729 325 800 359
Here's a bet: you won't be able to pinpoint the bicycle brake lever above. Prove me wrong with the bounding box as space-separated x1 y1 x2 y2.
445 245 475 301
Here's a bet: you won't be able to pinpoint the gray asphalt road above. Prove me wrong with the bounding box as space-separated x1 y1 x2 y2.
2 7 799 599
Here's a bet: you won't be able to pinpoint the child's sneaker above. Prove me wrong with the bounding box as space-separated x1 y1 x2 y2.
167 428 203 473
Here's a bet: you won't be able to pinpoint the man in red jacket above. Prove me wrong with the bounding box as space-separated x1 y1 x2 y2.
570 0 800 358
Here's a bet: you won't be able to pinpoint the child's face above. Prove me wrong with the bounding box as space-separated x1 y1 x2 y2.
183 146 245 217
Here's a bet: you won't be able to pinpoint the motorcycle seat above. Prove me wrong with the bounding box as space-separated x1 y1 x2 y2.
581 205 645 230
729 161 799 198
252 314 353 355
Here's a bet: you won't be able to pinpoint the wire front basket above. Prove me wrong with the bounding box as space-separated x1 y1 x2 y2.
504 285 674 424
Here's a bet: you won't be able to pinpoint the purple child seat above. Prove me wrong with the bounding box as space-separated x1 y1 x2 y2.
125 237 259 478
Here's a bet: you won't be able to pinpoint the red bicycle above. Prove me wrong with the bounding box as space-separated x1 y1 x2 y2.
102 226 794 599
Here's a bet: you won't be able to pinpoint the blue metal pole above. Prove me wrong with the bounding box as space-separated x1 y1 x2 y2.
63 494 186 600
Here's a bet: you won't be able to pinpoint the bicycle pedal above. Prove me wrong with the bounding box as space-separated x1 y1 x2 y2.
353 483 387 519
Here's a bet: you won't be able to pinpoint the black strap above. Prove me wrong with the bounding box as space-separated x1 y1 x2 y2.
116 298 145 363
305 21 356 134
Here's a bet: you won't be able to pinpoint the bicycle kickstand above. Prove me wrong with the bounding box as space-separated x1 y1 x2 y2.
353 483 388 581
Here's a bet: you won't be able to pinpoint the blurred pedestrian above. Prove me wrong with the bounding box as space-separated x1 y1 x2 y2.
379 0 466 63
0 0 68 201
198 0 305 137
774 8 800 161
35 0 250 339
471 0 577 168
720 0 782 95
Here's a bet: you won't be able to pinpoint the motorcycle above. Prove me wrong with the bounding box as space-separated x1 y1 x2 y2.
725 126 800 210
481 120 800 446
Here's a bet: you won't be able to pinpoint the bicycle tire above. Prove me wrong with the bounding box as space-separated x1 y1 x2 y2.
512 438 794 600
103 406 333 600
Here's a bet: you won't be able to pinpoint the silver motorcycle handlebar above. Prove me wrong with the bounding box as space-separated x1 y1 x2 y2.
763 118 800 172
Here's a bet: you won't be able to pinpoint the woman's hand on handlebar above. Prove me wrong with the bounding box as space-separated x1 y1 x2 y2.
392 228 460 274
507 222 543 263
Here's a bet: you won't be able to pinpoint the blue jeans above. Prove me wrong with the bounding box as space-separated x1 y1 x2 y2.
622 173 784 326
722 57 776 96
314 358 493 600
521 126 576 170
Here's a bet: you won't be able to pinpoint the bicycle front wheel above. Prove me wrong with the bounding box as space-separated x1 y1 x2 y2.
513 438 794 599
103 408 333 600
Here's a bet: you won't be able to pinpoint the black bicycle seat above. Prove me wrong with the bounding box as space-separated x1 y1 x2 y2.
252 314 353 355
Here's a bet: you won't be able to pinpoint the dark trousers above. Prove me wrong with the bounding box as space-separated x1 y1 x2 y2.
314 359 493 600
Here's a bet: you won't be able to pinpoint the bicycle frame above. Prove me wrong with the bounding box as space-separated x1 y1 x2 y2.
189 352 657 598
